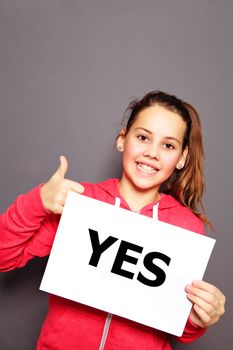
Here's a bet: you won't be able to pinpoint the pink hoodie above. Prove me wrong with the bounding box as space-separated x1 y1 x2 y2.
0 178 206 350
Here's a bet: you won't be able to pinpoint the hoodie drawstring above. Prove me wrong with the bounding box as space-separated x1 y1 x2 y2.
114 197 121 208
98 197 121 350
152 202 159 221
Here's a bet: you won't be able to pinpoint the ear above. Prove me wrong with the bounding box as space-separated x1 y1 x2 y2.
176 146 188 170
116 128 126 152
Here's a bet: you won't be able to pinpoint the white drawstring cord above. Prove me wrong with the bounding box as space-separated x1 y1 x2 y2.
115 197 121 208
152 202 159 221
115 196 158 220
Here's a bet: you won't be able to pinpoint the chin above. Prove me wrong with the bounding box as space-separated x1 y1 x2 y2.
132 180 158 192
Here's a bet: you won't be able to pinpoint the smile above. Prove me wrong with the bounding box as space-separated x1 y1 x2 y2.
136 162 158 174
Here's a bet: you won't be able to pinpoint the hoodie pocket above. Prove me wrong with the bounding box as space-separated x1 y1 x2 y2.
38 297 107 350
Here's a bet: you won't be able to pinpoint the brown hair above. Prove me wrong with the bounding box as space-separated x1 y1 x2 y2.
122 91 210 227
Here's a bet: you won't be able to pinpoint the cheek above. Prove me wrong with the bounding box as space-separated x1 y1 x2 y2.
123 140 142 159
161 153 180 172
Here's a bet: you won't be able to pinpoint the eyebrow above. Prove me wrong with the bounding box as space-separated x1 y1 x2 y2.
134 127 152 134
134 127 182 144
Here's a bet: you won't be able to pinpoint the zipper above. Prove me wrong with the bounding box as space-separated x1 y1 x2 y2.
98 197 119 350
98 313 112 350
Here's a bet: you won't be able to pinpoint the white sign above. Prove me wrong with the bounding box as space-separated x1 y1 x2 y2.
40 191 215 336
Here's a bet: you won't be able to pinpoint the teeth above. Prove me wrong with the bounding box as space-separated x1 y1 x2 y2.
137 163 157 173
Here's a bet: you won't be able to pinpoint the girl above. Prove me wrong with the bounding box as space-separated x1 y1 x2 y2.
0 91 225 350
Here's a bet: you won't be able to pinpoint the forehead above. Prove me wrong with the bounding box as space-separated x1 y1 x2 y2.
131 105 187 137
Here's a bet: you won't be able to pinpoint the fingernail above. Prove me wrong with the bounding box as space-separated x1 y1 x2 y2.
185 285 192 292
187 293 193 299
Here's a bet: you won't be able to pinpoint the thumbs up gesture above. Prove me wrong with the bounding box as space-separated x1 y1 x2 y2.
40 156 84 214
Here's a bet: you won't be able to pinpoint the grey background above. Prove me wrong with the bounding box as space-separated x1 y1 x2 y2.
0 0 232 349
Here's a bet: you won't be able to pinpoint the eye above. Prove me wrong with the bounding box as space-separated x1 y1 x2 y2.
137 134 149 142
164 143 175 150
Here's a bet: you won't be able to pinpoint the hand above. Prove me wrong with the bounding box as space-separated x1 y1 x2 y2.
185 280 225 328
40 155 84 214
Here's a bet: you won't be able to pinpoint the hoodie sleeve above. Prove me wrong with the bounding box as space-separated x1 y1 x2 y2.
173 317 206 343
0 185 59 271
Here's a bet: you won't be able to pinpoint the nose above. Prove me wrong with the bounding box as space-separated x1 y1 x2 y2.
143 144 160 159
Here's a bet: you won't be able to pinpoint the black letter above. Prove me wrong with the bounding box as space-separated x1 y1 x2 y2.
111 240 143 279
137 252 171 287
88 229 118 267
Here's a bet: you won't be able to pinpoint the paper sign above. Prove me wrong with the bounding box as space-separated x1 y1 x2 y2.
40 191 215 336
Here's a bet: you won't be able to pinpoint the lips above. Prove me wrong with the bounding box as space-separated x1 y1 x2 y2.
136 162 158 174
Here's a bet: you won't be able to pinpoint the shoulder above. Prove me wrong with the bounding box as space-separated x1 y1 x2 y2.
158 194 204 235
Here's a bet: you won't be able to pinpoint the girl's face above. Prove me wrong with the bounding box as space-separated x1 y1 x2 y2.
117 104 188 202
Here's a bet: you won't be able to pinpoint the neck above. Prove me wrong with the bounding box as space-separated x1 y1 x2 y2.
118 179 160 213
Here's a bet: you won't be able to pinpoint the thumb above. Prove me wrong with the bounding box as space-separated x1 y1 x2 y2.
56 155 68 178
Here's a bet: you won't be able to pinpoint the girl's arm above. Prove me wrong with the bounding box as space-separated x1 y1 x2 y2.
0 185 59 271
173 317 206 343
0 156 84 271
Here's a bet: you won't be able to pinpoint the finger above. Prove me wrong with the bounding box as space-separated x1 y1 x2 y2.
193 304 212 325
53 204 64 215
186 286 225 326
57 155 68 178
187 293 216 318
192 280 223 297
186 285 218 307
66 180 85 194
193 281 226 308
186 281 224 307
187 296 214 328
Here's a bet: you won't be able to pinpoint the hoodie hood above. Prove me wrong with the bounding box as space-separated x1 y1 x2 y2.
82 178 204 234
96 178 181 210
